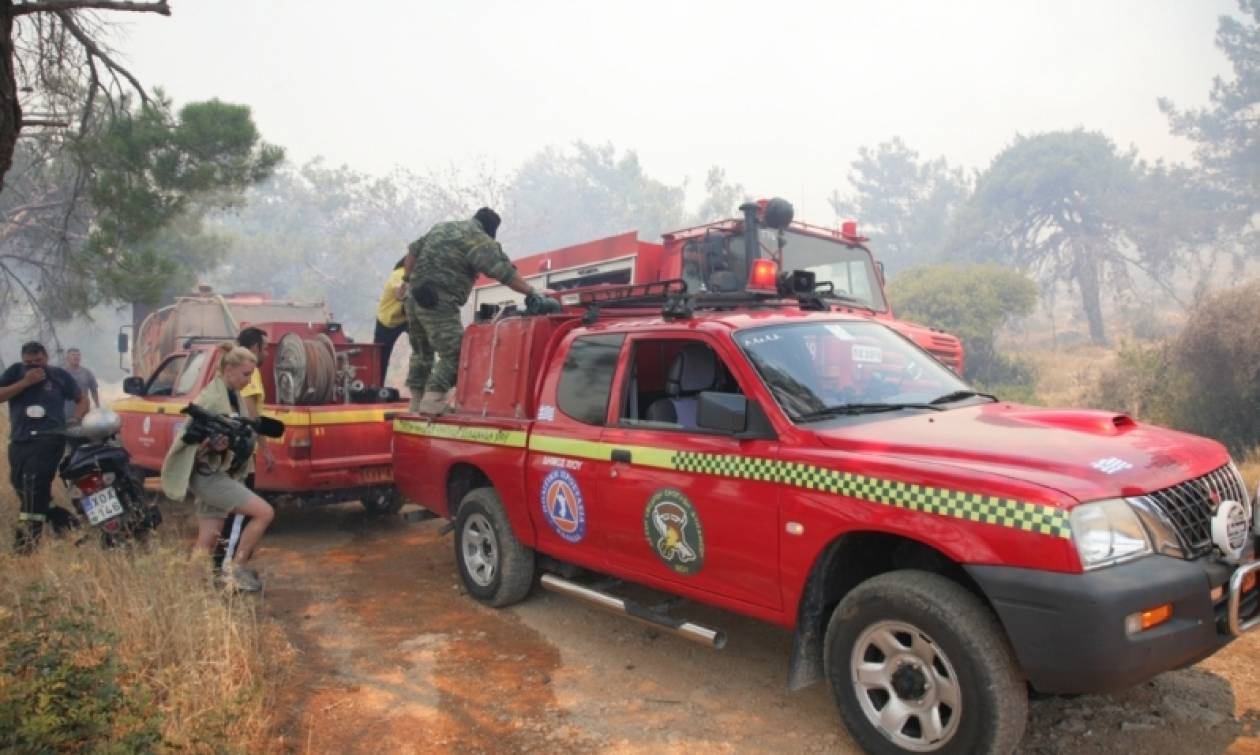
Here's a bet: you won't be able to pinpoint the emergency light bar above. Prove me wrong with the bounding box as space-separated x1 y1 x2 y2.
747 259 779 294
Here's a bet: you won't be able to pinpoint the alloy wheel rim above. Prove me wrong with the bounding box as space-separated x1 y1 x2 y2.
850 620 963 751
461 513 498 587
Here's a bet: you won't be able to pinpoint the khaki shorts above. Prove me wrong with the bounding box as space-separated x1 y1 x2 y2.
189 472 255 519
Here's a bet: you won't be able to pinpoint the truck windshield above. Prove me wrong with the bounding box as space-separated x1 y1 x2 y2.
734 321 973 422
684 229 888 312
777 231 888 312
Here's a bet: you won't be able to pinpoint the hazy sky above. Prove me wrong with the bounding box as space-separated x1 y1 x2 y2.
116 0 1238 222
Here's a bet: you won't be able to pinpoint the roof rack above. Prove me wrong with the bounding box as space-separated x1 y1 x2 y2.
562 279 690 308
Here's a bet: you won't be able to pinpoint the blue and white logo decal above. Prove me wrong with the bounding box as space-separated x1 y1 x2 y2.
541 468 586 543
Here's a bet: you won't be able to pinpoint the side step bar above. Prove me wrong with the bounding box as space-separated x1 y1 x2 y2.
540 573 727 649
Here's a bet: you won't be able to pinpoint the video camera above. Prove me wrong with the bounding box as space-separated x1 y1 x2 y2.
180 404 286 476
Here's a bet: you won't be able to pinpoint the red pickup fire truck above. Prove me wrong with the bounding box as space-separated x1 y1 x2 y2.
394 257 1260 753
113 288 406 513
469 199 966 374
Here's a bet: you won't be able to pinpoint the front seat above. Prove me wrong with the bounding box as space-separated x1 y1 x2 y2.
645 344 717 427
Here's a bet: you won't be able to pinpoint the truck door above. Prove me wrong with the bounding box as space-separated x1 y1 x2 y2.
120 351 210 472
597 335 782 611
525 333 625 568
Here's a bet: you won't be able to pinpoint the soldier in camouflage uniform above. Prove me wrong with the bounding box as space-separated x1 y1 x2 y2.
403 207 554 414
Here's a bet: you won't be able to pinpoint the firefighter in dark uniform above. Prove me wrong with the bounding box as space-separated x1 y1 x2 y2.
0 341 88 551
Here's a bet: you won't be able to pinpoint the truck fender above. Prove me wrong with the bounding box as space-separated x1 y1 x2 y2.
445 460 538 548
787 530 973 691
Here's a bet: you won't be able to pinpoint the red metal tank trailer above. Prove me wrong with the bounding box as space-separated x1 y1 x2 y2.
469 198 965 374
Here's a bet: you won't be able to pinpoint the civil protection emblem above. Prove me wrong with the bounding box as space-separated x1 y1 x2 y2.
541 468 586 543
643 488 705 576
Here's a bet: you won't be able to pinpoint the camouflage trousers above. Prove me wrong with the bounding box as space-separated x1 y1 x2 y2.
404 297 463 394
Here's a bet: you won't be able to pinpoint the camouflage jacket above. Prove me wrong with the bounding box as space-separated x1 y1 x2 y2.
408 219 517 310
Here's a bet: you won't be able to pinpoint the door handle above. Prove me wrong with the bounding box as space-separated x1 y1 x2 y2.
611 449 632 463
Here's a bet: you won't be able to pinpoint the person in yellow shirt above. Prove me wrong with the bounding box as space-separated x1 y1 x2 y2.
374 258 409 382
236 327 276 473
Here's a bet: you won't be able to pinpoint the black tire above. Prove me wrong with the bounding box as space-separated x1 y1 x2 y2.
824 570 1027 755
363 487 404 516
453 487 535 607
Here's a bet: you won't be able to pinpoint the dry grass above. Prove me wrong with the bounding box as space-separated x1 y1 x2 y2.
0 414 291 752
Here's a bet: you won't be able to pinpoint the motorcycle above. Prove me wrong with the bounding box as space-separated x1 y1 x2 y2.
58 408 161 546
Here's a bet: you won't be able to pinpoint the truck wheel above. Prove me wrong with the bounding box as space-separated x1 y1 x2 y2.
453 487 535 607
363 487 404 516
824 570 1026 755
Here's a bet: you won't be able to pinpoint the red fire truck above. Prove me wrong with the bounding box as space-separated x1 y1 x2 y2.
113 288 407 514
395 259 1260 753
470 199 965 374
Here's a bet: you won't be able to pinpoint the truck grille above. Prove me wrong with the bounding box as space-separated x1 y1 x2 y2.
927 334 963 373
928 349 961 371
1143 464 1248 557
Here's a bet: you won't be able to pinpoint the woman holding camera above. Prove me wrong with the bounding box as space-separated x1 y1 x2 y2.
161 342 275 592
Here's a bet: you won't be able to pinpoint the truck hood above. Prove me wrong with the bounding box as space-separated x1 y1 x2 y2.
813 403 1228 503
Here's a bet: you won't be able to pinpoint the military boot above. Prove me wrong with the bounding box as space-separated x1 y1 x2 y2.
408 392 423 413
416 391 447 415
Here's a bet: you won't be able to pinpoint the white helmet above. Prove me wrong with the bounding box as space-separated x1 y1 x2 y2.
79 408 122 440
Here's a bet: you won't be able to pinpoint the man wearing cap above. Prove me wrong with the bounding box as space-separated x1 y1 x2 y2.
402 207 558 414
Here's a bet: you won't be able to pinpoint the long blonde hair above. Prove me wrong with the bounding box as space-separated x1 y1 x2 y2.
215 341 257 374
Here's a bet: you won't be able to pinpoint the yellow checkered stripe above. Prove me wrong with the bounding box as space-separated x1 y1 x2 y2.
443 432 1069 539
671 450 1070 539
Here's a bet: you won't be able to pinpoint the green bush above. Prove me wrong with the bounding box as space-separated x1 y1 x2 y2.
889 263 1038 386
1088 280 1260 454
0 588 162 753
1085 340 1174 424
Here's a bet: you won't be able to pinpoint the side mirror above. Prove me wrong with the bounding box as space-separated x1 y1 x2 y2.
117 332 129 354
697 391 777 440
122 376 145 396
876 260 886 287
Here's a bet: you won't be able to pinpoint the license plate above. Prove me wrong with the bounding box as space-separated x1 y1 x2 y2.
82 487 124 526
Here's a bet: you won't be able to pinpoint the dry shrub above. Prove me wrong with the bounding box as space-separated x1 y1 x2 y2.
0 413 291 752
1085 281 1260 454
1235 445 1260 495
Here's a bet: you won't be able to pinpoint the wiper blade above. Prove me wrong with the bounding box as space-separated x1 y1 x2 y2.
796 402 944 422
928 390 998 405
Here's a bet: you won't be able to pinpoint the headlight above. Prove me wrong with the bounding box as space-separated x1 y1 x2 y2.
1070 498 1152 570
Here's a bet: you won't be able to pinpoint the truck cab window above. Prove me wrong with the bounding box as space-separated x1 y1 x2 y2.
145 355 187 397
620 340 743 430
173 350 209 396
556 335 625 425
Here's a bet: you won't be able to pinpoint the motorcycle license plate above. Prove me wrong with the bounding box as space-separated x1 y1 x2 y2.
82 487 124 526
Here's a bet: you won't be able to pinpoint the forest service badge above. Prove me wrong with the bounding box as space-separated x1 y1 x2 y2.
643 488 705 576
541 468 586 543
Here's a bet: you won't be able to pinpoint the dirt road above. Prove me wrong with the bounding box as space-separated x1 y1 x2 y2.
257 503 1260 754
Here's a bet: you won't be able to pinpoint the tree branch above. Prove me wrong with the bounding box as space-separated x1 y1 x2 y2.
54 9 149 104
13 1 170 16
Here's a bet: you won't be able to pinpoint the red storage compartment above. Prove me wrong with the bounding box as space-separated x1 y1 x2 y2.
454 316 564 419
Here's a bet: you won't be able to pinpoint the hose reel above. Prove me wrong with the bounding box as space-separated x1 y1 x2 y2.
274 333 337 405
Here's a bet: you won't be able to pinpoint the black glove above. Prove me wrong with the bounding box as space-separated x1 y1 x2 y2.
524 292 562 315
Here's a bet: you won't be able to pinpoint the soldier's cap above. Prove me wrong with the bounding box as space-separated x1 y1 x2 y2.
473 207 501 239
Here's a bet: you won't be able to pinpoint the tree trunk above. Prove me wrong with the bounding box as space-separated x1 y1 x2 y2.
0 1 19 191
1073 251 1108 346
